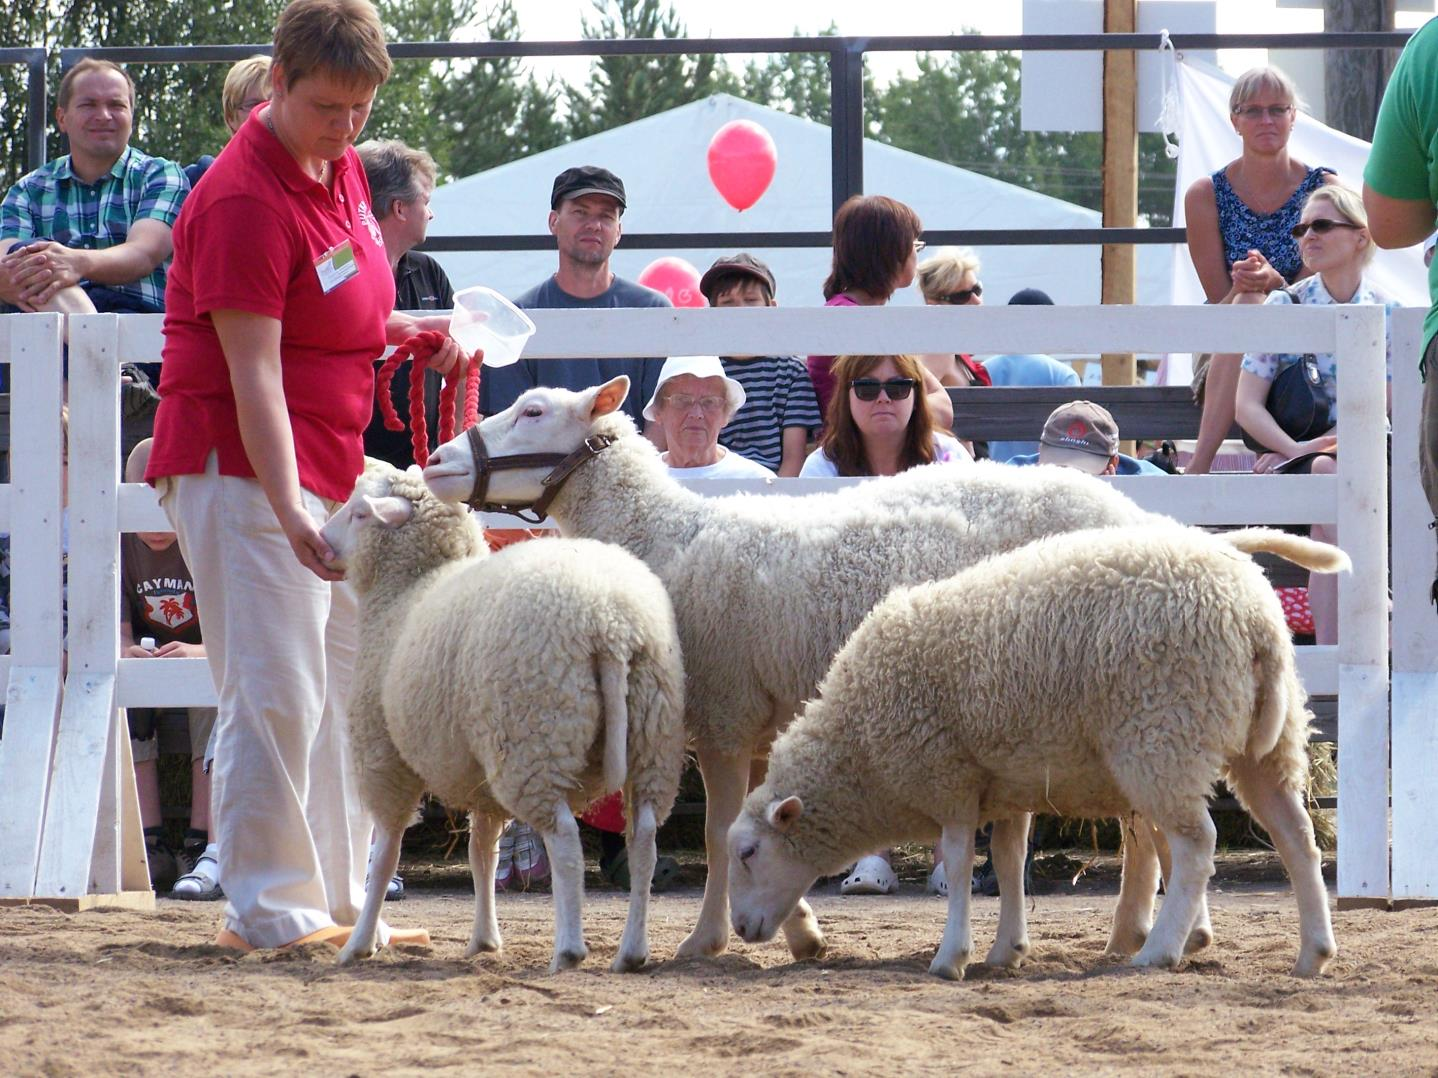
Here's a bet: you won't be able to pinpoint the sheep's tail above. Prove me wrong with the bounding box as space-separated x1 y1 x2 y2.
598 654 630 794
1220 528 1352 574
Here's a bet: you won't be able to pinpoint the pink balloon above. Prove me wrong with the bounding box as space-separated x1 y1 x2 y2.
638 256 707 308
707 120 777 212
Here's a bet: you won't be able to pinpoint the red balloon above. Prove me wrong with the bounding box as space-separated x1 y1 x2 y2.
638 256 707 308
707 120 777 212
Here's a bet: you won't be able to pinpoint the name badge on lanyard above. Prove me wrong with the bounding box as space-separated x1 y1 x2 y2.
314 239 359 294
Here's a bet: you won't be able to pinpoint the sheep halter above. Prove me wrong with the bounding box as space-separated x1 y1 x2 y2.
375 330 481 468
461 426 617 524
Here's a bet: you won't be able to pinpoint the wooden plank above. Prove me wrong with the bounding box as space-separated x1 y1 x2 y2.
1388 309 1438 900
1101 0 1138 387
947 385 1231 441
35 675 116 899
114 305 1351 364
1333 306 1391 901
0 667 62 898
116 656 218 708
0 891 156 913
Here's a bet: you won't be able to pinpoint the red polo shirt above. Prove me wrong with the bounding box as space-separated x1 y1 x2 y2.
147 109 395 503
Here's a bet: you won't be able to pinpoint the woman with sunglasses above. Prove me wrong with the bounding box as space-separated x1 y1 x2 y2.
807 195 953 430
799 353 969 479
1232 184 1397 644
1184 66 1339 474
916 247 992 388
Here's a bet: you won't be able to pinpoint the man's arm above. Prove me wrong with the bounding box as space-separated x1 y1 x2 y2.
1363 186 1436 250
5 218 174 307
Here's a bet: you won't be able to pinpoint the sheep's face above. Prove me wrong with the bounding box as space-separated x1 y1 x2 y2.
320 488 415 572
727 796 819 945
423 375 631 505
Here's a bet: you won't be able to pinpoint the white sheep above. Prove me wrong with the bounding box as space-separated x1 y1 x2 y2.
726 526 1345 980
422 377 1177 962
319 462 686 973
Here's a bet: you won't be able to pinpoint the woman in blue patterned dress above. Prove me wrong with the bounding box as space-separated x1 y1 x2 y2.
1183 66 1338 474
1235 184 1395 643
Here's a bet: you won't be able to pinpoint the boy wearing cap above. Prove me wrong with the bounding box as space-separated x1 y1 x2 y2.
699 253 822 476
1008 400 1166 476
480 166 670 435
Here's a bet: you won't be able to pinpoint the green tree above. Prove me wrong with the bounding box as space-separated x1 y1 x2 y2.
564 0 720 140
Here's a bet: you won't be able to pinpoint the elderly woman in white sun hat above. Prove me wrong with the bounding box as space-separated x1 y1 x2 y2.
644 355 777 478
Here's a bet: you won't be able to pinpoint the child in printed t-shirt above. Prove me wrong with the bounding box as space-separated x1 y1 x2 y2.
699 254 822 477
121 439 221 900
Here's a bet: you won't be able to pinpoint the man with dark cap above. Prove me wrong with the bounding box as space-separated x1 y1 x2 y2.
1007 400 1165 476
982 287 1082 462
480 165 669 434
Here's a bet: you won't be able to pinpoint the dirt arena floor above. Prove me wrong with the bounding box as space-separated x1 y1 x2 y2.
4 850 1438 1076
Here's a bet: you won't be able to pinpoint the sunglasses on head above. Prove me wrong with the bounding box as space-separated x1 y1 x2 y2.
850 377 917 402
1291 219 1361 239
940 282 983 304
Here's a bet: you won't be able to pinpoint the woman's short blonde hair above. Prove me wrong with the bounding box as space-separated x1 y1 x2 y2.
1229 66 1304 113
1304 183 1375 266
272 0 392 91
916 247 981 301
221 56 271 132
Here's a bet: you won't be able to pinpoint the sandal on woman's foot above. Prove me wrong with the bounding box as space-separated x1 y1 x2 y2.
927 863 949 898
171 844 223 901
841 854 898 895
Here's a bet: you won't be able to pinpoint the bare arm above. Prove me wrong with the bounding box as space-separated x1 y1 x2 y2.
1184 177 1238 304
777 426 809 477
384 310 464 378
1362 184 1436 250
920 364 953 428
4 219 174 307
210 308 342 581
1234 368 1336 464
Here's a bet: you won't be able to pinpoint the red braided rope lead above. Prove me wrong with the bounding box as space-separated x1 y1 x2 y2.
375 331 482 467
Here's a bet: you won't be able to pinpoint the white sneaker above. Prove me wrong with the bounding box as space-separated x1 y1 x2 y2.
171 842 223 901
840 854 898 896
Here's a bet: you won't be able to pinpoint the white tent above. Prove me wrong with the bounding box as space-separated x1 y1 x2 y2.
427 93 1174 311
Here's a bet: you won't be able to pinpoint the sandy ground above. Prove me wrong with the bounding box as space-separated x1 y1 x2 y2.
4 854 1438 1077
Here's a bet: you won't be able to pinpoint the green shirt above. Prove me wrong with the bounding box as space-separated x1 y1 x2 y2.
1365 16 1438 362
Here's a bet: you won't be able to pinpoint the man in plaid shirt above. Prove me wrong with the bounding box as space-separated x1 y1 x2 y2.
0 59 188 317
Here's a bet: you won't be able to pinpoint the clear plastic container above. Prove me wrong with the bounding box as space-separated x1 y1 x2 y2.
449 285 537 368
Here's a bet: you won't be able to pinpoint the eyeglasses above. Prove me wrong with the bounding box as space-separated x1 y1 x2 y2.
1291 218 1361 239
1233 104 1294 121
663 393 727 413
939 282 983 304
850 377 917 402
912 239 926 253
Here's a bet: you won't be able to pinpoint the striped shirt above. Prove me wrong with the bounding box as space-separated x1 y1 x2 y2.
718 355 823 472
1 146 189 312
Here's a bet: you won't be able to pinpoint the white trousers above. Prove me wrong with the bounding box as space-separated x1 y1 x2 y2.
160 454 371 947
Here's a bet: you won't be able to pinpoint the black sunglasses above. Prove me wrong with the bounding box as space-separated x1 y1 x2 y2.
1291 219 1361 239
850 377 917 402
940 281 983 304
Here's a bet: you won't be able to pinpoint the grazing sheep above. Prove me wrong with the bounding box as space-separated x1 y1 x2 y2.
320 462 685 973
422 377 1173 962
726 526 1345 980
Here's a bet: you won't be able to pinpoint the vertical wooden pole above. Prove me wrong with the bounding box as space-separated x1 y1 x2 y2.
1101 0 1138 387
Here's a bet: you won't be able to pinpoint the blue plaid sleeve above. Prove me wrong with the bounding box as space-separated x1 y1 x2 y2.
133 157 189 228
0 179 39 242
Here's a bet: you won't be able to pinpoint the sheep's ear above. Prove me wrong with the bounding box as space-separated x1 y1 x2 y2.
766 796 803 833
363 494 413 528
588 375 630 419
405 464 424 480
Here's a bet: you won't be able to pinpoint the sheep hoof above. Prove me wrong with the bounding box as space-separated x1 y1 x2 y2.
1103 925 1150 957
675 930 727 959
549 947 588 973
466 937 502 957
611 949 649 973
786 931 827 962
985 938 1030 969
928 952 969 981
336 941 374 966
1130 946 1182 970
1184 925 1214 954
1292 941 1336 978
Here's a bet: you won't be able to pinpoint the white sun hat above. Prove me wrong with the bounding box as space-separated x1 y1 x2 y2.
641 355 746 422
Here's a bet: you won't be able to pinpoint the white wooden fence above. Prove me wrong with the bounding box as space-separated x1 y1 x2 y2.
0 303 1429 908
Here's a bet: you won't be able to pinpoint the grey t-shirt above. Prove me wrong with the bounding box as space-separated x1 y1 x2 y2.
480 275 672 426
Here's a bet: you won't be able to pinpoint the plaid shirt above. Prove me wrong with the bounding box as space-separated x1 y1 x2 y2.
1 146 189 312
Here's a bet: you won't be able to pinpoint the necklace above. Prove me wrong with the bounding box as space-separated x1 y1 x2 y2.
264 111 327 184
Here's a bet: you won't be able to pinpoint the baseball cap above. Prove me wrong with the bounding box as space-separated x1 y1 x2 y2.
550 165 626 212
642 356 746 422
1008 288 1054 305
1038 401 1119 474
699 252 777 304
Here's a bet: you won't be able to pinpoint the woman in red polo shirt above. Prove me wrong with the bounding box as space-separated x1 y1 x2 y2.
147 0 461 952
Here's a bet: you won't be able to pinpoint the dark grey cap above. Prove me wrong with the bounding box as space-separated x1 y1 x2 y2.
550 165 626 212
699 252 777 303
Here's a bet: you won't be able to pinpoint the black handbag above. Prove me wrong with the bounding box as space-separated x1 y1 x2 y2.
1240 287 1335 454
